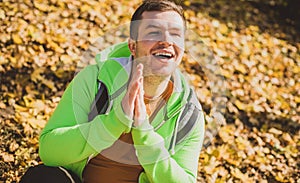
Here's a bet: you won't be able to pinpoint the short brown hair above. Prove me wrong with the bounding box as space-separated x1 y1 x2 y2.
130 0 186 40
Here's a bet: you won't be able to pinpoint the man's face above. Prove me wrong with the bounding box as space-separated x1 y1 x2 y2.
129 11 185 77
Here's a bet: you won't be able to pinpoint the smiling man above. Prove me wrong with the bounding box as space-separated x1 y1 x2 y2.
21 0 205 183
124 10 186 126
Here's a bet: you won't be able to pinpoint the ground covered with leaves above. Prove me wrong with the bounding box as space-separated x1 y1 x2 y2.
0 0 299 182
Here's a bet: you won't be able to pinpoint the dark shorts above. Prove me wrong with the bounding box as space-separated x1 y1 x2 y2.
20 164 81 183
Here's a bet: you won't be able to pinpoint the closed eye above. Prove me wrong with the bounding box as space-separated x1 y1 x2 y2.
148 31 160 35
170 32 182 37
171 33 181 37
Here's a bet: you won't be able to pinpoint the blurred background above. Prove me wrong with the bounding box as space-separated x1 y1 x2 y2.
0 0 299 182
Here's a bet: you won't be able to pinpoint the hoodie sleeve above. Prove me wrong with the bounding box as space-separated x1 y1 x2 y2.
132 109 205 183
39 64 132 166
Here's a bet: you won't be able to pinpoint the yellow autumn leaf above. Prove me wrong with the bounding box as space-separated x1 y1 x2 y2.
251 103 265 113
294 96 300 103
218 125 235 143
12 34 23 44
60 54 73 64
235 63 247 74
41 78 56 91
183 1 191 6
234 100 246 110
80 4 92 12
1 153 14 162
27 117 47 129
34 2 49 12
0 9 6 19
0 101 5 109
46 37 64 53
275 172 288 182
235 136 250 150
203 156 219 175
292 66 300 73
220 68 232 78
13 104 29 112
31 68 44 83
219 24 228 35
268 127 283 135
31 100 46 114
231 167 249 180
281 133 294 145
226 156 240 166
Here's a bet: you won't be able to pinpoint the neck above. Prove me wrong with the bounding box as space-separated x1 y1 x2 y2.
143 75 171 101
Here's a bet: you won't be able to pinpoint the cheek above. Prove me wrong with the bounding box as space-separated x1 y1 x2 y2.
176 48 184 61
137 40 156 50
135 47 152 61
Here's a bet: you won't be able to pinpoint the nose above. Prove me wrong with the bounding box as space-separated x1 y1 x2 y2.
159 31 173 45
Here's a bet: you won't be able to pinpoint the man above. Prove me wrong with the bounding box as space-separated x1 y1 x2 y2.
23 0 205 182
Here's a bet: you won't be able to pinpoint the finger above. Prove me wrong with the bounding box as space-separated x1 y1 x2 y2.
134 88 143 126
137 63 143 73
127 81 140 103
134 90 140 116
133 88 139 124
132 64 143 82
139 77 146 110
134 81 143 115
128 64 143 102
134 84 147 127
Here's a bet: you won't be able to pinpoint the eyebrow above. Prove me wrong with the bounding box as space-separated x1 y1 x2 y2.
145 23 183 31
145 24 161 30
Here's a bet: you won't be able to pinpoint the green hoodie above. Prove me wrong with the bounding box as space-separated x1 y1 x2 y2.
39 42 205 183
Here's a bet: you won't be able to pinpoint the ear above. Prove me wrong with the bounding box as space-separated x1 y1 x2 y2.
128 39 136 57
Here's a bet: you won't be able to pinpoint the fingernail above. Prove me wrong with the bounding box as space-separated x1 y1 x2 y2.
138 63 143 70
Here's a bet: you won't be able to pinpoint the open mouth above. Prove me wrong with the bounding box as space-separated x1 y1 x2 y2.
152 52 174 59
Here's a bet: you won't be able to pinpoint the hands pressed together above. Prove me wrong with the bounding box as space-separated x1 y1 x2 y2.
122 64 147 127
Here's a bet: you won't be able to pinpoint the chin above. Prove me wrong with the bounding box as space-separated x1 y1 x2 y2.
152 67 176 77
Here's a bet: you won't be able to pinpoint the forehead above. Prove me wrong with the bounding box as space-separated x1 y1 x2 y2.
139 11 184 30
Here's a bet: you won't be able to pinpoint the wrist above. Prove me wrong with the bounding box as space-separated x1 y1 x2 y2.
132 118 152 131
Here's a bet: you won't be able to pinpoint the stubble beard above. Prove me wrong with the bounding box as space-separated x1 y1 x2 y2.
134 56 171 84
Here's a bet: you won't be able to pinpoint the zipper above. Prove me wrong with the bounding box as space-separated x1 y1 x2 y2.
154 99 187 131
169 103 188 154
105 96 113 114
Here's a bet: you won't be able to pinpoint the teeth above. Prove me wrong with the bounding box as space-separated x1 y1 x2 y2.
154 52 173 57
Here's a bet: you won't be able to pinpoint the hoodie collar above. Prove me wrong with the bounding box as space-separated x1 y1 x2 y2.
165 69 190 118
